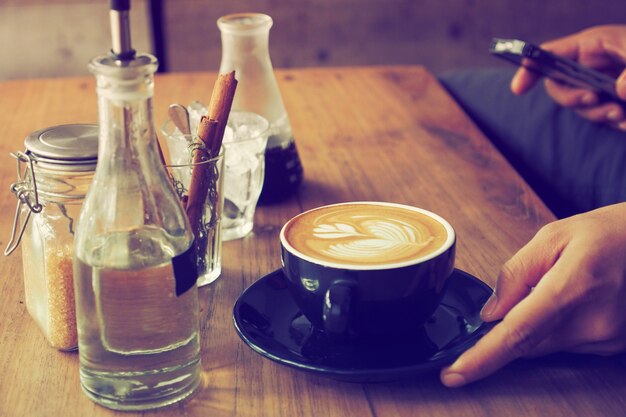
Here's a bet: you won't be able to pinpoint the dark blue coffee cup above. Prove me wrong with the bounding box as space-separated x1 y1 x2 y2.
280 202 456 341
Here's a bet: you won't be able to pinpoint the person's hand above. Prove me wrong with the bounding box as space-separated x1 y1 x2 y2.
440 203 626 387
510 25 626 131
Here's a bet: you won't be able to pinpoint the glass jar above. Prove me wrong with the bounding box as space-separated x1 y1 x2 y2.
6 124 98 351
218 13 304 203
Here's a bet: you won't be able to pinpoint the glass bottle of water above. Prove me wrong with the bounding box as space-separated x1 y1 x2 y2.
73 51 201 410
218 13 304 203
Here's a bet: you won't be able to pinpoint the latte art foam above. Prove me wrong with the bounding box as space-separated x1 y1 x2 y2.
283 203 449 266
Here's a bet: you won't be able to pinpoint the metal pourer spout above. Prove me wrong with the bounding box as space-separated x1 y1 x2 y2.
109 0 135 61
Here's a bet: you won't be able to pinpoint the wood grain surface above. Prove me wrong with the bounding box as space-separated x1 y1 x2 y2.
0 66 624 417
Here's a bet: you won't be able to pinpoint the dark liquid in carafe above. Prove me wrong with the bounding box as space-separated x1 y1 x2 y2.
258 139 304 204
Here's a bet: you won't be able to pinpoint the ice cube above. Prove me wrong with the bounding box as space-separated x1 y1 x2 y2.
187 101 208 135
225 146 258 174
222 125 234 144
165 130 192 165
224 168 252 209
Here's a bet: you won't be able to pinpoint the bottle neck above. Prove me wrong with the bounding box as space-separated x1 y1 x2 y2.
219 30 271 67
95 91 157 166
217 13 273 62
90 54 161 176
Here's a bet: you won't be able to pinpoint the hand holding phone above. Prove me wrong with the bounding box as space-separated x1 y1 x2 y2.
490 26 626 131
490 38 622 103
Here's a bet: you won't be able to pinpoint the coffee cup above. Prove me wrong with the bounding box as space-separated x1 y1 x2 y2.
279 201 456 341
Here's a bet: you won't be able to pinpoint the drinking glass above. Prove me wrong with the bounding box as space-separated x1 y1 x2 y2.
166 147 225 286
163 111 269 241
221 111 269 240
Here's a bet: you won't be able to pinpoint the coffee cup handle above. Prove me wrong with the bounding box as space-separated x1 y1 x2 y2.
323 281 352 335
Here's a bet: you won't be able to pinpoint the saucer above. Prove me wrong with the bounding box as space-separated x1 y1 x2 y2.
233 268 495 383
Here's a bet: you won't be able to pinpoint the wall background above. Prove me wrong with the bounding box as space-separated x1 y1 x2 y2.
2 0 626 80
163 0 626 73
0 0 152 80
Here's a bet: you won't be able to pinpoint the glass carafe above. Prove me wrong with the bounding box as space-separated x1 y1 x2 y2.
73 53 201 411
218 13 304 203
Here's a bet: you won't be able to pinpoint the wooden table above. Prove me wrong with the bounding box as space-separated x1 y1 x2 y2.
1 66 624 417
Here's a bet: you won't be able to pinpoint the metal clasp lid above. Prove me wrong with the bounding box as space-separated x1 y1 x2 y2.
4 151 43 256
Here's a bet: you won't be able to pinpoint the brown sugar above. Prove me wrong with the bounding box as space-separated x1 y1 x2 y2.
23 241 78 351
45 248 77 350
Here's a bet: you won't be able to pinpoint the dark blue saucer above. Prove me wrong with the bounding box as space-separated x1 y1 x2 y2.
233 268 495 382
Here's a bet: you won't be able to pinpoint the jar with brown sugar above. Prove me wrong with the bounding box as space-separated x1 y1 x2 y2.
6 124 98 350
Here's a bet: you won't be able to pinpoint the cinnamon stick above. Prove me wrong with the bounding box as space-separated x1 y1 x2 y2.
185 119 218 236
204 71 238 156
184 71 238 238
197 116 220 155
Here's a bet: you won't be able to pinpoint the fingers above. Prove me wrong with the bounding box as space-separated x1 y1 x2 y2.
510 28 626 130
544 78 599 107
481 225 563 322
441 287 562 387
442 204 626 387
509 33 580 96
540 36 580 60
440 224 568 388
441 269 564 387
543 79 626 129
574 104 625 126
511 66 541 95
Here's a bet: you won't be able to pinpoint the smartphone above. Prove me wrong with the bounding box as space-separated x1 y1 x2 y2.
490 38 621 102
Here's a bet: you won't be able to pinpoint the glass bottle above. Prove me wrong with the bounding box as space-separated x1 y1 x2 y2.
217 13 304 203
6 124 98 351
73 53 201 410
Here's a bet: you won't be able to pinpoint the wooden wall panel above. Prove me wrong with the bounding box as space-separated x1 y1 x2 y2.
163 0 626 73
2 0 626 80
0 1 152 80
